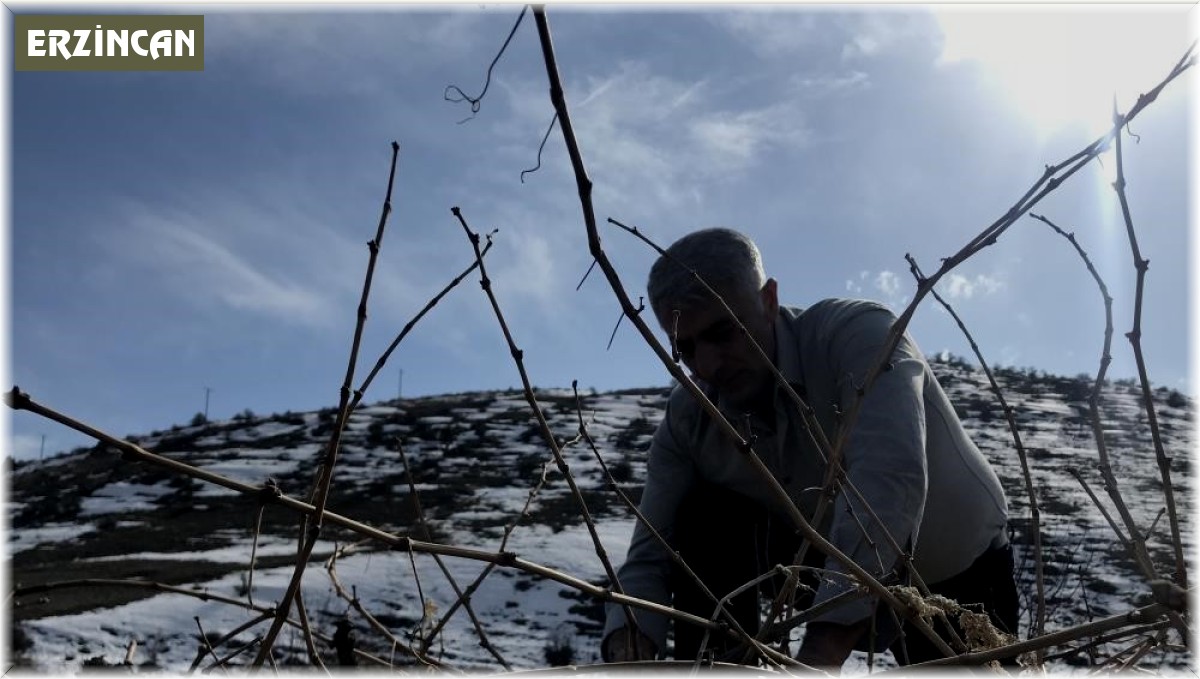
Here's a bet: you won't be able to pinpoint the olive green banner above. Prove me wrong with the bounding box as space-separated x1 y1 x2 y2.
15 15 204 71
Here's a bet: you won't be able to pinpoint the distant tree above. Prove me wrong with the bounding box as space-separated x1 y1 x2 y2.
277 411 306 426
609 456 634 484
933 351 972 370
543 628 575 667
367 420 388 448
1167 390 1188 409
189 412 208 427
17 491 81 525
81 655 116 668
1062 377 1093 404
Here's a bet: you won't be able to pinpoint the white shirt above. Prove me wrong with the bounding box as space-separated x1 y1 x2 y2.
602 299 1010 654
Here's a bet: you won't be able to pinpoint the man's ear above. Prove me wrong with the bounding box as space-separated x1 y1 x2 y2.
761 278 779 319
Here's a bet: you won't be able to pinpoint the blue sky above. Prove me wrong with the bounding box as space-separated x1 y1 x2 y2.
5 4 1195 460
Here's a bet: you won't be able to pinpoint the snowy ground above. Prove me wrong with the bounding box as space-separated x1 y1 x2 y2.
7 365 1193 673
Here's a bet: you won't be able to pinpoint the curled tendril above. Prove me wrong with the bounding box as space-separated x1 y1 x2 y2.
443 5 529 124
1124 120 1142 144
520 112 559 183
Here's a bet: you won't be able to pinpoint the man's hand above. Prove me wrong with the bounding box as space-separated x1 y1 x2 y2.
601 627 658 662
795 620 869 672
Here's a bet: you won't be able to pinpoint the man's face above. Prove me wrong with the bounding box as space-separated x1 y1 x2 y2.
660 281 778 410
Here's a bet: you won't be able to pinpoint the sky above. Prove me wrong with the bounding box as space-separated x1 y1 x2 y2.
4 3 1196 461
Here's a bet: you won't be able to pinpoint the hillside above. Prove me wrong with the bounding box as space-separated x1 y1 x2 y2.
6 358 1194 672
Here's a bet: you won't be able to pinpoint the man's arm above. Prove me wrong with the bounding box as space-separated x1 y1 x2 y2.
805 302 930 653
601 388 698 660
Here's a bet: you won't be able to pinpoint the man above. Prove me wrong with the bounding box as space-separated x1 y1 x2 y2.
601 228 1017 670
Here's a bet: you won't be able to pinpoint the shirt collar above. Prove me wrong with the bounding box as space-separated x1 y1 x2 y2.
773 306 805 389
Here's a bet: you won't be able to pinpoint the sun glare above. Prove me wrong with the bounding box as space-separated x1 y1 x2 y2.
1097 144 1121 189
934 7 1191 138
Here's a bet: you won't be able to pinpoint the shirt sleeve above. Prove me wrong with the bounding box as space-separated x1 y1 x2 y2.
809 303 929 627
602 389 697 656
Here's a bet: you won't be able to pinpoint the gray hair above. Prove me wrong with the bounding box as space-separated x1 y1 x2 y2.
647 228 766 320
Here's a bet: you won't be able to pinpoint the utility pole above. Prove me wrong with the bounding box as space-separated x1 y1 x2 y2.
398 368 404 401
204 386 212 420
39 434 45 461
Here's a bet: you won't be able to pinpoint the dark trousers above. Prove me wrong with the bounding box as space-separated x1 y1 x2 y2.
669 483 1020 665
670 484 818 661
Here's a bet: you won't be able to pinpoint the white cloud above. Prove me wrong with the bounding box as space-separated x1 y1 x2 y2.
875 270 901 297
713 11 875 100
690 114 762 165
716 9 937 63
98 187 423 331
843 269 915 309
499 60 810 209
846 270 875 296
939 273 1006 300
564 61 706 128
793 71 871 96
840 11 940 62
715 11 823 58
978 275 1004 295
490 229 560 310
842 34 880 60
89 166 463 338
129 218 335 325
945 275 973 299
689 105 809 169
203 12 488 96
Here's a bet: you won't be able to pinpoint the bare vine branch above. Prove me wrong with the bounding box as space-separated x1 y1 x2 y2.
350 240 494 412
566 382 789 665
396 439 510 669
531 6 953 659
909 602 1176 670
8 20 1194 676
4 387 734 640
606 296 643 351
324 543 445 669
450 206 639 639
906 254 1047 661
254 140 402 669
823 45 1196 543
1110 102 1189 594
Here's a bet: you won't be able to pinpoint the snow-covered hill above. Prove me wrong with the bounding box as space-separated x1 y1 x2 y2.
6 358 1194 673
